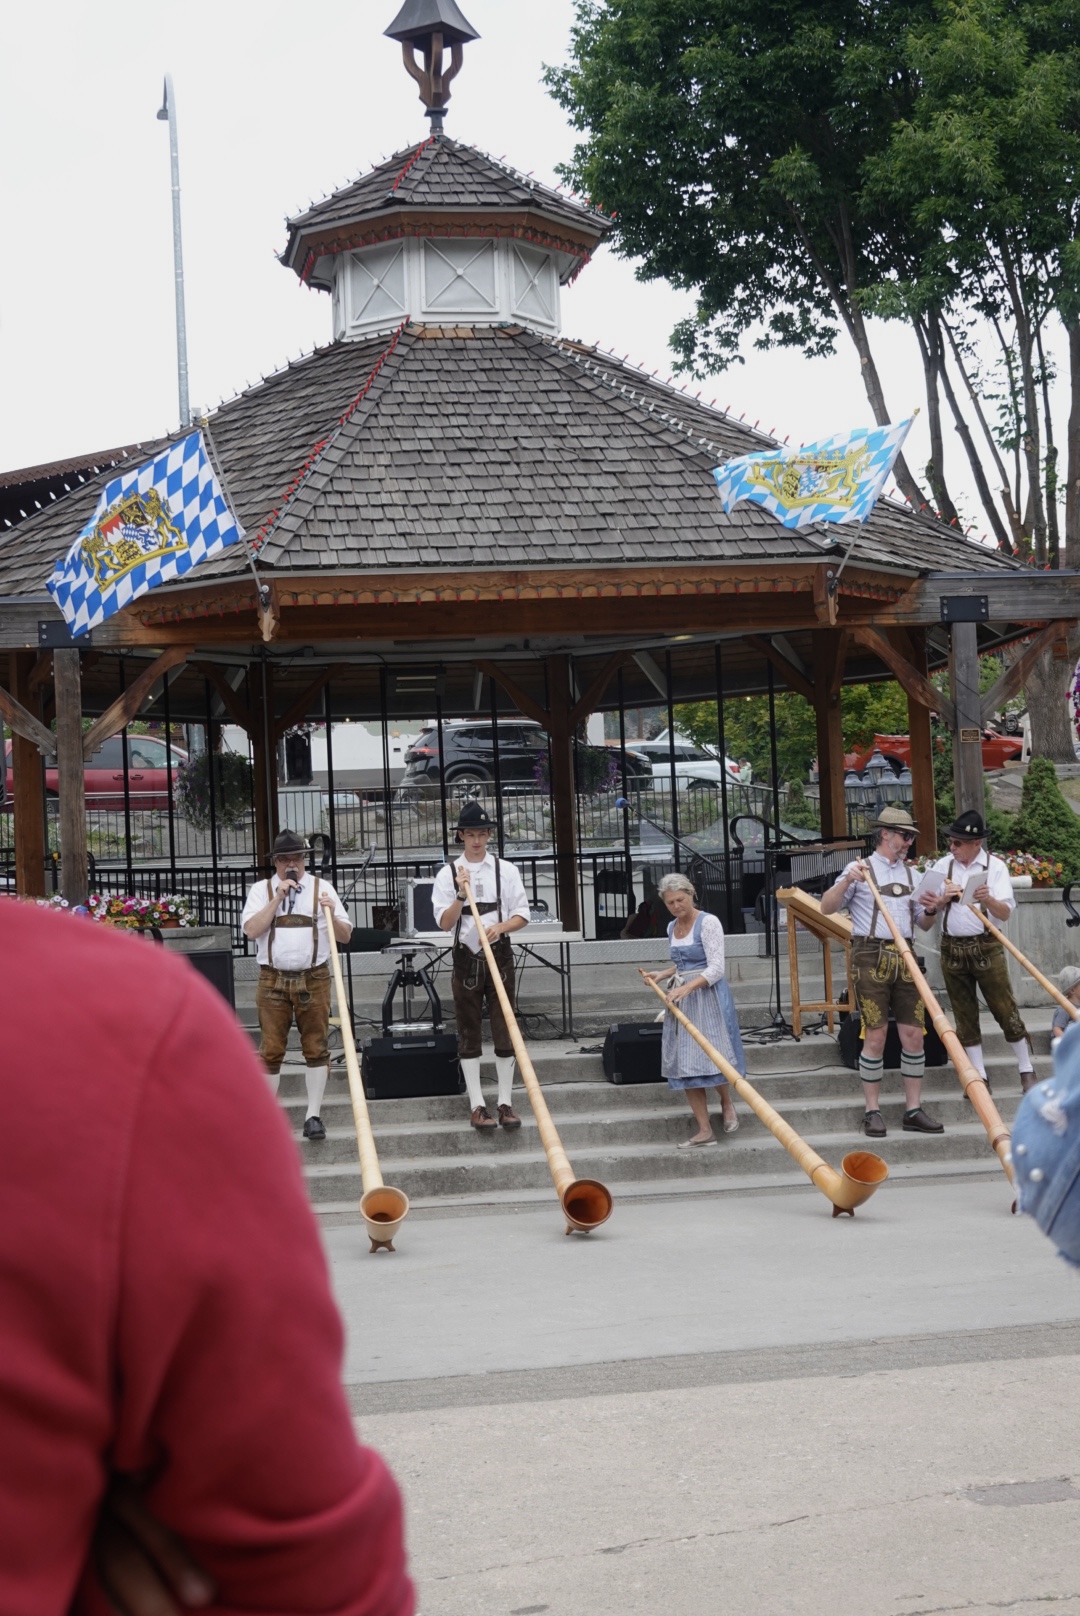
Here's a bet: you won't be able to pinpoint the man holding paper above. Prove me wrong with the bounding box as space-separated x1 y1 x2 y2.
919 810 1035 1093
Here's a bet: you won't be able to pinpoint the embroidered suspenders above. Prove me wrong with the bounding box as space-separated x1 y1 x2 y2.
867 857 914 939
451 857 503 948
266 876 322 968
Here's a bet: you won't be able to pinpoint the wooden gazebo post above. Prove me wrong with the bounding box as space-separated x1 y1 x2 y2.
8 652 47 897
812 630 847 840
53 648 89 907
545 654 581 933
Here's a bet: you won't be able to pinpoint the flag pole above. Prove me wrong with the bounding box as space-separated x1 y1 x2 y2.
197 418 271 617
156 75 190 431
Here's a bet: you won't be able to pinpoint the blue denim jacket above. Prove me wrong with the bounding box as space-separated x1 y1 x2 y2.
1012 1018 1080 1267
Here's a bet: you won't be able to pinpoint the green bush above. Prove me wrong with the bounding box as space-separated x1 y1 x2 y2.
176 750 254 831
1009 758 1080 882
783 779 820 830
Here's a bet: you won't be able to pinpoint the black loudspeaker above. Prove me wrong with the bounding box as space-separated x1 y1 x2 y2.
361 1032 464 1100
602 1021 665 1084
837 1012 947 1070
184 949 235 1010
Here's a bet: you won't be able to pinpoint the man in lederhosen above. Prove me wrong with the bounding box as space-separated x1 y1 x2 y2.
241 828 352 1141
431 802 531 1131
919 809 1035 1093
821 805 944 1139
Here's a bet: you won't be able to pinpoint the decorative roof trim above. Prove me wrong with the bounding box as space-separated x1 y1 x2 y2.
293 212 603 289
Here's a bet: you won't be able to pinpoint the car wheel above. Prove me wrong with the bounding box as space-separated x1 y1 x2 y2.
446 769 491 801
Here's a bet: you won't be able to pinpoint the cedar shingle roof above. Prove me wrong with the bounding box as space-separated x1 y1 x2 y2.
282 138 612 283
0 323 1019 602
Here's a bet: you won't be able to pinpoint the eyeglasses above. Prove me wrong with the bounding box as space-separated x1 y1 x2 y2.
947 837 978 846
895 830 916 842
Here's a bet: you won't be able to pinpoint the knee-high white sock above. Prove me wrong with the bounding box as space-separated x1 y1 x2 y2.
964 1044 987 1076
305 1063 328 1120
496 1055 516 1109
461 1057 484 1110
266 1069 281 1096
1008 1038 1034 1075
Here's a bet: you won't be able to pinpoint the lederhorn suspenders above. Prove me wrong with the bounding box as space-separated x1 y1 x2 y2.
266 875 322 968
941 855 988 937
451 855 503 949
867 855 914 939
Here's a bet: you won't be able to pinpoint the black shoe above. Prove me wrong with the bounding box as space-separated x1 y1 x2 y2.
862 1109 886 1138
902 1107 944 1134
303 1115 326 1141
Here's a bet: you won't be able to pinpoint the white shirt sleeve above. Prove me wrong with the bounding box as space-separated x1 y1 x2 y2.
831 861 861 910
430 862 458 929
241 879 272 930
698 912 727 984
986 855 1016 915
317 881 350 927
500 860 531 925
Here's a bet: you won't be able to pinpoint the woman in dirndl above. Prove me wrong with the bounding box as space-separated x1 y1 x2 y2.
644 872 746 1147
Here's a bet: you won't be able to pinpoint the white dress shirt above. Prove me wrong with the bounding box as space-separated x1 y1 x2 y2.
430 851 530 955
831 851 916 938
928 848 1014 937
241 872 349 969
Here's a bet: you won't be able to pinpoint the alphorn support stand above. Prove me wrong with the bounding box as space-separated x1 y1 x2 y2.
776 887 854 1037
861 866 1015 1193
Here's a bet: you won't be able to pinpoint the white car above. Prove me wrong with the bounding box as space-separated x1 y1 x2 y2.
632 734 751 787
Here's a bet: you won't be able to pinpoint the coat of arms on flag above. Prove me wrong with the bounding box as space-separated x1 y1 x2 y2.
712 418 913 530
47 430 245 636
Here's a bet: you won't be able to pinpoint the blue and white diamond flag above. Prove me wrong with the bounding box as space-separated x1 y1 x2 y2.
46 430 245 635
712 418 913 529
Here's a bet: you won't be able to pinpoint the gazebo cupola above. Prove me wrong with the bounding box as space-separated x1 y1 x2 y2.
280 1 613 342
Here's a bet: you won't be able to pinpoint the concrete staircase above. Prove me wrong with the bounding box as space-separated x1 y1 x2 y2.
276 1014 1053 1218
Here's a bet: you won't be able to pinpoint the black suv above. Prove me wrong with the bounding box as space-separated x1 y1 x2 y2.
398 720 650 796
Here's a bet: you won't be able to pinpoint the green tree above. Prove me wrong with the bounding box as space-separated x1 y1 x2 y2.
675 680 910 782
1009 755 1080 879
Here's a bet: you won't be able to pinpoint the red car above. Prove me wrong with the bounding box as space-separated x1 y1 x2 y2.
844 731 1022 773
5 734 188 810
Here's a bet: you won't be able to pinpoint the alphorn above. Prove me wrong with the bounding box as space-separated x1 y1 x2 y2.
639 972 888 1217
462 883 613 1235
325 923 410 1253
964 906 1080 1024
860 867 1014 1185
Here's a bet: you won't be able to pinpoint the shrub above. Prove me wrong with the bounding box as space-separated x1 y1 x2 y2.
1009 758 1080 883
176 750 253 831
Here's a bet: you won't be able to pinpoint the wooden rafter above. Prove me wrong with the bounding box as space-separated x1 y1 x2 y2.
569 651 631 727
271 664 350 743
0 684 56 757
193 662 253 732
745 635 816 705
473 661 548 727
851 626 956 729
82 646 193 759
979 620 1075 726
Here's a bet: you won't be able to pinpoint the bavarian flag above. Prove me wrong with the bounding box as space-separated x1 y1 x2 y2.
712 418 913 530
46 430 245 636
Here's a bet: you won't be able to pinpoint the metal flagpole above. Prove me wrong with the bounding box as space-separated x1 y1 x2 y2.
157 75 190 430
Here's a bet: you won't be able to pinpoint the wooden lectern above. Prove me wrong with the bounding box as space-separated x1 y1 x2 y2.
776 887 854 1038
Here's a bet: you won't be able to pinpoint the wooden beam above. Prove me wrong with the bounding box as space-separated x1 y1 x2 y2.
53 649 88 907
473 661 548 728
745 635 816 705
82 646 193 759
0 683 57 757
812 633 846 841
569 650 631 728
545 655 580 932
851 625 957 729
950 621 984 814
192 661 253 732
271 664 349 744
828 630 849 700
979 619 1074 726
258 580 280 644
813 563 838 626
249 664 278 867
905 628 938 857
9 653 46 897
27 651 53 693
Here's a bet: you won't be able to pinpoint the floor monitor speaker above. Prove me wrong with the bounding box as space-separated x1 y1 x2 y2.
602 1021 665 1084
361 1032 464 1100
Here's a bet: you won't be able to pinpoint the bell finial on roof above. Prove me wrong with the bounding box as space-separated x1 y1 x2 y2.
385 1 479 134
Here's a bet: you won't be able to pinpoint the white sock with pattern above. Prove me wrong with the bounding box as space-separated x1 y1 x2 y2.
496 1056 516 1109
305 1063 328 1120
461 1057 484 1111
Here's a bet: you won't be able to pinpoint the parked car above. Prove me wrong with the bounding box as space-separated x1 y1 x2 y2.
397 720 651 797
5 734 188 811
631 733 752 787
844 731 1022 774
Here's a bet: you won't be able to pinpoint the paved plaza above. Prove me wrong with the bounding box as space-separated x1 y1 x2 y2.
328 1179 1080 1616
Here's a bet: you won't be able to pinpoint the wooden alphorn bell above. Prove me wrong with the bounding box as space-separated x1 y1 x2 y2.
325 924 410 1252
964 907 1080 1025
462 883 613 1235
640 972 888 1216
860 866 1015 1186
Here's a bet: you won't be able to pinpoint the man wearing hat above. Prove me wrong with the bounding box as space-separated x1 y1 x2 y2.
821 805 944 1137
431 801 531 1130
919 809 1035 1094
241 829 353 1140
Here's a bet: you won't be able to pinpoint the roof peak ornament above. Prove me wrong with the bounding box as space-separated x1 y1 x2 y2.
385 1 480 135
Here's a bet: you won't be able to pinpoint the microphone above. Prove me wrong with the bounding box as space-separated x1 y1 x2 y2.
284 865 300 912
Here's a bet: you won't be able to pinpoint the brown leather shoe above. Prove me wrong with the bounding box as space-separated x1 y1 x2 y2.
862 1109 886 1138
498 1104 522 1130
470 1106 497 1131
1021 1071 1038 1094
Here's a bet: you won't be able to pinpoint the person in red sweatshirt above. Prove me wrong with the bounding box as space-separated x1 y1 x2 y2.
0 899 412 1616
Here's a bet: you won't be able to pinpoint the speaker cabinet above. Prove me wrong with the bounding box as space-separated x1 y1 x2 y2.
602 1021 665 1084
183 949 235 1010
361 1032 464 1100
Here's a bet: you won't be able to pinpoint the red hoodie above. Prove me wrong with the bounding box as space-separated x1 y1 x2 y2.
0 901 412 1616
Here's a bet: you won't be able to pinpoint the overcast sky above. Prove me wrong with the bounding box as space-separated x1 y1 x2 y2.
0 0 1029 543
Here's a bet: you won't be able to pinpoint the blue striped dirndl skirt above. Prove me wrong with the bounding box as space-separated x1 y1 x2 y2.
661 975 747 1089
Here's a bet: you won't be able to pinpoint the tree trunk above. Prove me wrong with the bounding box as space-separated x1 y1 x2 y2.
1065 318 1080 566
1025 634 1080 762
916 314 960 524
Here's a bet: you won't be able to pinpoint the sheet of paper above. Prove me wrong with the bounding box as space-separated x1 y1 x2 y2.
912 868 946 903
960 868 985 907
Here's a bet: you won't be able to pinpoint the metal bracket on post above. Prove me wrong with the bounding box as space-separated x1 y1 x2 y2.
940 595 988 624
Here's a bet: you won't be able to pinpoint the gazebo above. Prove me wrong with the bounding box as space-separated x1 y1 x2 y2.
1 0 1077 937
